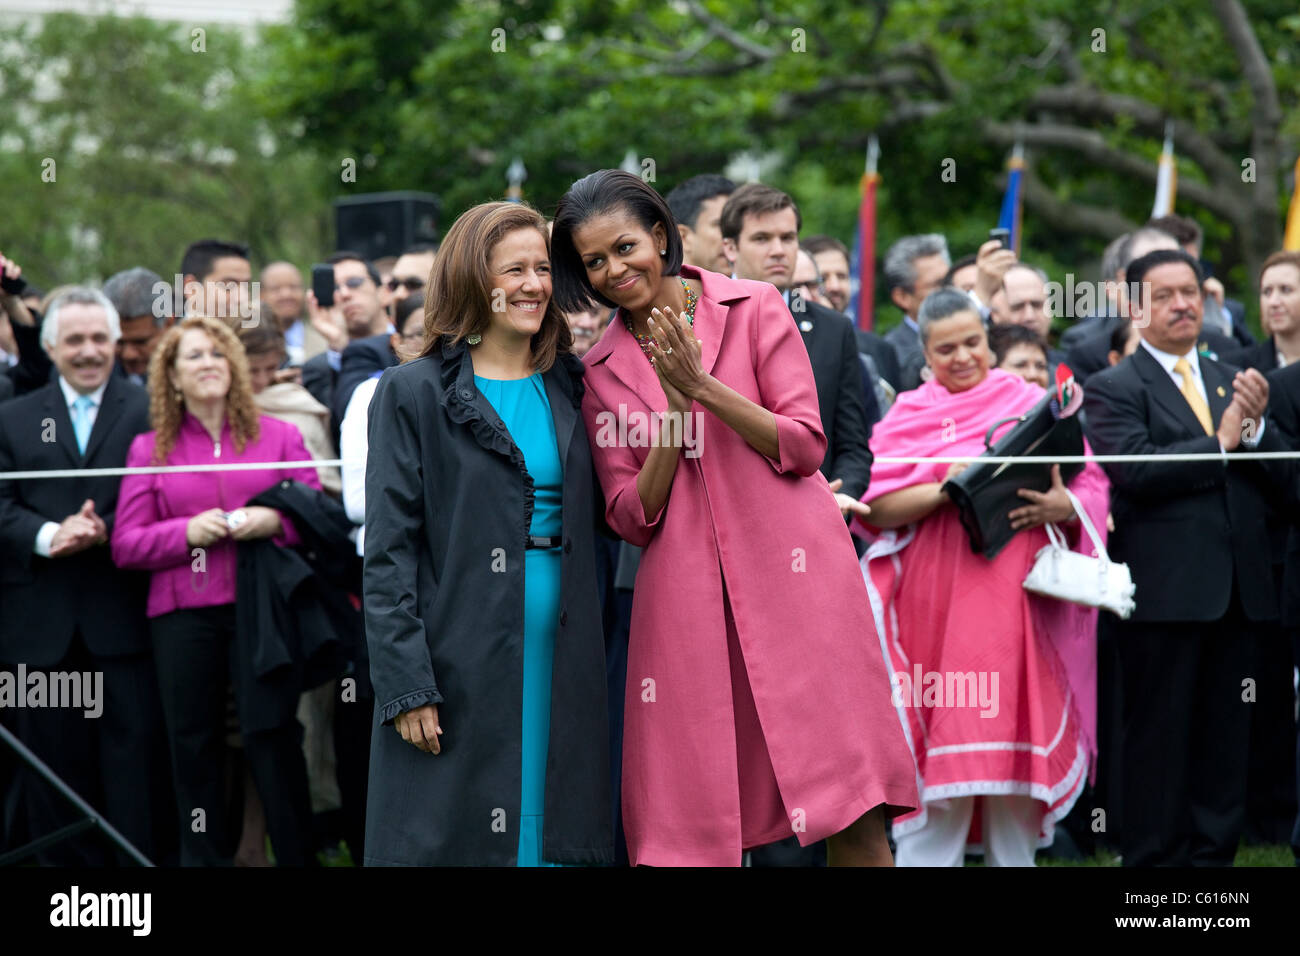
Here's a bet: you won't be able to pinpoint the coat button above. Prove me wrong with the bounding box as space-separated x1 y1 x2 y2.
563 537 572 554
458 387 472 399
559 610 568 626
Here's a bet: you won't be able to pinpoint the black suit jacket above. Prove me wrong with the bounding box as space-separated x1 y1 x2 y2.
883 320 925 391
301 351 335 412
1262 363 1300 626
332 334 399 427
1220 336 1279 375
855 328 901 389
0 377 151 665
1083 346 1287 623
790 298 873 501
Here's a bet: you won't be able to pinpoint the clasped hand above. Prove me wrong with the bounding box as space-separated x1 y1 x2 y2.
185 506 283 547
647 305 706 413
50 499 107 557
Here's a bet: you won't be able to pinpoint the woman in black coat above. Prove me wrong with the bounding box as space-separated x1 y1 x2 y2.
362 201 612 866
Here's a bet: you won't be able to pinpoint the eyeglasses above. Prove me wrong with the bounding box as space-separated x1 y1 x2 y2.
387 276 425 292
337 276 370 291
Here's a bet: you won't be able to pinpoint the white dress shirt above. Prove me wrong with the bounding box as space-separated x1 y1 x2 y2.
34 377 110 556
340 374 381 556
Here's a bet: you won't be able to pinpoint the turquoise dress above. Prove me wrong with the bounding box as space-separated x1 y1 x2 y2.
474 372 565 867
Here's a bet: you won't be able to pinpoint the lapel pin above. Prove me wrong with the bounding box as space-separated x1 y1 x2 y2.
1216 386 1226 397
799 320 813 332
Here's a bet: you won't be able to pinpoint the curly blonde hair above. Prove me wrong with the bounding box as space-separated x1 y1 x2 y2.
146 316 261 464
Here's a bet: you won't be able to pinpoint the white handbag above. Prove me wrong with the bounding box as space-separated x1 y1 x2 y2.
1022 489 1137 619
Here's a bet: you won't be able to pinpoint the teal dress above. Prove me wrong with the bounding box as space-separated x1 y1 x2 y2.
474 372 566 867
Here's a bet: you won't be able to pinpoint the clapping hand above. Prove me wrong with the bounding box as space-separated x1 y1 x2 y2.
1217 368 1268 451
49 499 107 557
647 305 706 406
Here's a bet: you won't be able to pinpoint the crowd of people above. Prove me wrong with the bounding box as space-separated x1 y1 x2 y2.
1 167 1298 868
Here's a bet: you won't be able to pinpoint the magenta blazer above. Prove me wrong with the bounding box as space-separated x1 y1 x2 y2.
111 412 321 618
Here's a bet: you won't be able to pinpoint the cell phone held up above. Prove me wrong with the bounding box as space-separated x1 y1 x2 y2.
310 263 335 308
0 266 27 296
988 227 1011 251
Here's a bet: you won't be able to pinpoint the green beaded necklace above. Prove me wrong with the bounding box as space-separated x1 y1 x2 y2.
626 278 698 362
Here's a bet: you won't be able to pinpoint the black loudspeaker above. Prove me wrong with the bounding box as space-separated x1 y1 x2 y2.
333 191 441 262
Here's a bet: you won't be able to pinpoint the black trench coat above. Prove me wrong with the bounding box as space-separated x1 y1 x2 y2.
362 338 613 866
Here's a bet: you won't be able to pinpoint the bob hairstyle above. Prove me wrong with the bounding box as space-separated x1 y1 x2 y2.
419 201 571 371
550 169 684 314
147 315 260 464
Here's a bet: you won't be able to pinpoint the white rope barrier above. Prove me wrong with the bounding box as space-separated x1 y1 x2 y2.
3 450 1300 481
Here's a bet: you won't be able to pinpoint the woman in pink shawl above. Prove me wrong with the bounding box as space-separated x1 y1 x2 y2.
855 289 1109 866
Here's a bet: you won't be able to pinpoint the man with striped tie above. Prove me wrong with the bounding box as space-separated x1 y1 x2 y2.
1083 249 1293 867
0 287 166 864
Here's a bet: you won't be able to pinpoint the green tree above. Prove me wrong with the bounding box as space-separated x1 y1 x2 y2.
0 12 327 288
262 0 1299 327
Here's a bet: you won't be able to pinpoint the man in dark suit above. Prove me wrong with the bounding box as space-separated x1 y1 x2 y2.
0 288 167 864
881 234 950 392
1067 227 1239 383
1083 249 1290 867
721 183 873 507
301 252 396 433
1262 358 1300 863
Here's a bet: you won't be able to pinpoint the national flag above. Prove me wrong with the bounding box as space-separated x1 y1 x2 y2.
997 143 1025 256
1285 155 1300 251
1151 123 1177 218
850 136 879 331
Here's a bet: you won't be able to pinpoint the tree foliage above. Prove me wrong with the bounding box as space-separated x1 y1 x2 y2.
0 12 327 287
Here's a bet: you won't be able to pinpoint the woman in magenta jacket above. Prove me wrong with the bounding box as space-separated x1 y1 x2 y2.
550 171 918 866
112 315 321 866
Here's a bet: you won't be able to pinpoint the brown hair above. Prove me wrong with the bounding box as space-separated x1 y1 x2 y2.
419 201 572 371
1260 250 1300 285
719 183 802 241
237 320 286 358
146 316 261 464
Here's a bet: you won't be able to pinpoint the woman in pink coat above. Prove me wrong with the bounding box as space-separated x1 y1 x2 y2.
112 315 321 866
551 170 917 866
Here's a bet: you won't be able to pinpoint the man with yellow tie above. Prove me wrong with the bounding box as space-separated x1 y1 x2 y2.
1084 248 1293 867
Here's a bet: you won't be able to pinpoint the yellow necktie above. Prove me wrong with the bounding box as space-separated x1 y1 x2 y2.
1173 358 1214 436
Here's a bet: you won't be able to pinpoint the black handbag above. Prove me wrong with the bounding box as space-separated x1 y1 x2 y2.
941 392 1084 559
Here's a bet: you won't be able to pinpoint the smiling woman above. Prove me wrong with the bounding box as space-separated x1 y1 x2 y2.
111 315 323 866
364 201 611 867
550 170 918 867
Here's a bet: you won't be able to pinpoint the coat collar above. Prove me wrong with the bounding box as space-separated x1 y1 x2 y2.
583 264 748 411
436 337 586 540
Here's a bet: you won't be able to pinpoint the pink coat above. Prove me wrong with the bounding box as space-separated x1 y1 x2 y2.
111 413 321 617
582 265 918 865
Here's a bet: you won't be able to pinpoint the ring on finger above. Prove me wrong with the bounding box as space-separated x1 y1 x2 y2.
665 346 674 355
